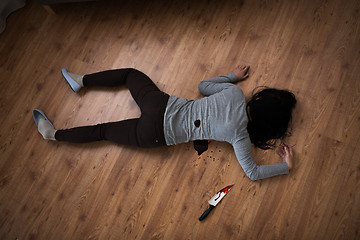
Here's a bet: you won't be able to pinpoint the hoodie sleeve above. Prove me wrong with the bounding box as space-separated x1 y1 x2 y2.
198 72 239 96
232 138 289 181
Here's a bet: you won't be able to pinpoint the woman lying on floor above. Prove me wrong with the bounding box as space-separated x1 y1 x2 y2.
33 64 296 181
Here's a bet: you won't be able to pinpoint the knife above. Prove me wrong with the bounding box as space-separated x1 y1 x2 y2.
198 184 234 221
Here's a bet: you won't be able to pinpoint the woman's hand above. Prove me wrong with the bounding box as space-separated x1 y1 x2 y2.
233 65 250 81
276 143 294 170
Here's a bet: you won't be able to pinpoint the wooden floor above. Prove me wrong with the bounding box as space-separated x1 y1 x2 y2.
1 0 359 239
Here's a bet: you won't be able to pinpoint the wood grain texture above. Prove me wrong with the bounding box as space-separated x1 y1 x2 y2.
1 0 359 239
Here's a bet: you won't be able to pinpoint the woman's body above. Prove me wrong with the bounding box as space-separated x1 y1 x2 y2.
33 65 294 181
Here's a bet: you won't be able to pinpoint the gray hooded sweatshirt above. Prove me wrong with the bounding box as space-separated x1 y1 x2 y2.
163 73 289 181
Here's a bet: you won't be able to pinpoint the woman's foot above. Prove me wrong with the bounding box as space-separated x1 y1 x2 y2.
61 68 84 92
38 118 57 140
33 109 57 140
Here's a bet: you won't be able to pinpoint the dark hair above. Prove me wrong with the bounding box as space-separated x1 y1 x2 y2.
246 87 297 150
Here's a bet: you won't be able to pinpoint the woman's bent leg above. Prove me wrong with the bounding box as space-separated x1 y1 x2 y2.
83 68 137 87
82 68 163 108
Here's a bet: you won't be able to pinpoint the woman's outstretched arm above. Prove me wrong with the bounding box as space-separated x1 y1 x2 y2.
233 138 290 181
198 65 250 96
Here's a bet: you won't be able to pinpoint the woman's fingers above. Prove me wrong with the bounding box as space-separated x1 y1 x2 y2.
276 143 293 157
239 65 250 79
284 144 293 157
233 64 250 80
276 143 294 170
236 65 249 72
241 65 249 72
276 144 285 157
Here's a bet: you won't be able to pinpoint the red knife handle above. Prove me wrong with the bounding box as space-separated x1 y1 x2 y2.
199 205 215 221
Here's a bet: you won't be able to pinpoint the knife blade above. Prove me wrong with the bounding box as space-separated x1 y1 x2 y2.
199 184 234 221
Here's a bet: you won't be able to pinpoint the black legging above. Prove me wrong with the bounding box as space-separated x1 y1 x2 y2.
55 68 169 148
